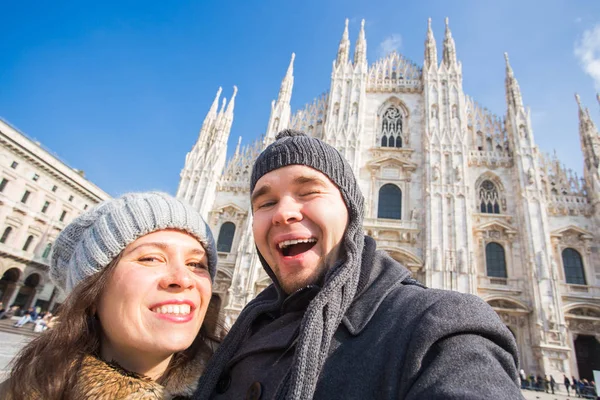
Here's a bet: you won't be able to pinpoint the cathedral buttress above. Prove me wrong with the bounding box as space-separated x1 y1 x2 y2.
575 94 600 212
176 86 237 219
324 19 367 171
423 18 474 294
505 53 569 373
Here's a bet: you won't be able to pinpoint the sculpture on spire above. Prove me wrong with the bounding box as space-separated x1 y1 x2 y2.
336 19 350 67
504 53 524 110
442 17 457 67
353 19 367 66
424 18 438 68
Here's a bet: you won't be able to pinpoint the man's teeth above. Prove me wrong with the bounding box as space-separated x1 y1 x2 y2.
278 238 317 249
151 304 192 315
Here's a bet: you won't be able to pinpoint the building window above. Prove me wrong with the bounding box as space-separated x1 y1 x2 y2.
478 180 500 214
41 201 50 213
0 178 8 192
42 243 53 259
486 242 507 278
378 184 402 219
32 174 40 181
51 185 58 192
21 190 31 204
217 222 236 253
59 210 67 222
380 105 403 148
0 227 12 244
22 235 34 252
68 195 74 202
10 161 18 169
562 248 586 285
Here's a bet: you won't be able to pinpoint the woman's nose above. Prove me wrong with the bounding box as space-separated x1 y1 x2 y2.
159 262 194 290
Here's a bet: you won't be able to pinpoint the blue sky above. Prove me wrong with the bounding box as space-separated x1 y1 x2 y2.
1 1 599 197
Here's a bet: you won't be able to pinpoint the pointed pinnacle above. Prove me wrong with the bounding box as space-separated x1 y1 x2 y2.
219 97 227 114
504 53 514 76
208 86 222 116
445 17 450 34
287 52 295 75
235 136 242 156
343 18 349 40
428 17 432 30
575 93 582 108
226 86 237 115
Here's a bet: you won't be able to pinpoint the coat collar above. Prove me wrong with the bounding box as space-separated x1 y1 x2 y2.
342 236 411 335
74 348 208 400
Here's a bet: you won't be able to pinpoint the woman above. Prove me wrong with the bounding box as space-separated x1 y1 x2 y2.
1 192 219 399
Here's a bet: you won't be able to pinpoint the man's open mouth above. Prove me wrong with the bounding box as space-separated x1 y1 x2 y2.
278 238 317 257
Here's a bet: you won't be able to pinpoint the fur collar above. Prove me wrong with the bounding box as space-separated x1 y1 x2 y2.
74 352 207 399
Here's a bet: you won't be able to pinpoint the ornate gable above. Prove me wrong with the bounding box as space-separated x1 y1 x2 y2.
474 220 518 242
366 152 417 180
551 225 594 253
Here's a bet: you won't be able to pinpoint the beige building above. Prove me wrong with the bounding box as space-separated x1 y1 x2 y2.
177 19 600 380
0 118 110 313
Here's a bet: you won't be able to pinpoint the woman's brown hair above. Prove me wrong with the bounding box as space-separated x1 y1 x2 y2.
7 253 220 399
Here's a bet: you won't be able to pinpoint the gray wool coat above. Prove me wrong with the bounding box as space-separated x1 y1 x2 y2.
199 237 523 399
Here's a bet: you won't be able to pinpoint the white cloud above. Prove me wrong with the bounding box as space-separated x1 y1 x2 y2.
378 34 402 57
574 24 600 90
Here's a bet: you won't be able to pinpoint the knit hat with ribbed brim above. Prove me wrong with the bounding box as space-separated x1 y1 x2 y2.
50 192 218 295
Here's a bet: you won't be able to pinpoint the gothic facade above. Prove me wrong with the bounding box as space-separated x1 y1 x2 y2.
177 19 600 380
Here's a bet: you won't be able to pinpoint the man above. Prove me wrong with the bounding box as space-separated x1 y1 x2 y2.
194 129 522 399
13 307 37 328
564 375 571 396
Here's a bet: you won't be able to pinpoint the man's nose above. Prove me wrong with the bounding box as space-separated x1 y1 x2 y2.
272 196 302 225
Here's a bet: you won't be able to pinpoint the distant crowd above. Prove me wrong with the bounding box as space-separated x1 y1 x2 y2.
0 302 58 333
520 369 597 398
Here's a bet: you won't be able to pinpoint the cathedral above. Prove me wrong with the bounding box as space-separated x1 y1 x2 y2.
176 18 600 380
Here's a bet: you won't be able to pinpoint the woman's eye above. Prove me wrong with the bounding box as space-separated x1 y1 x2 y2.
139 256 161 263
301 190 320 196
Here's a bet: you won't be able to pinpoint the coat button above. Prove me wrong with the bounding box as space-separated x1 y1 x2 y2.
216 372 231 394
246 381 263 400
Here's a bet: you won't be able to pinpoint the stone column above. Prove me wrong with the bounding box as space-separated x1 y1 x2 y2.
7 282 23 307
26 286 44 311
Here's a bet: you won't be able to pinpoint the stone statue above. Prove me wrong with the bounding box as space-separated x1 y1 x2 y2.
432 165 440 182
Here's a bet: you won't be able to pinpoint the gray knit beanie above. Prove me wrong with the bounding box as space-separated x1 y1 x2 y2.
250 130 364 215
50 192 218 295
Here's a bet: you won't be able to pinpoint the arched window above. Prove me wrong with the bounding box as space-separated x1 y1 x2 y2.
42 243 52 259
378 184 402 219
0 227 12 244
217 222 236 253
380 106 403 148
479 180 501 214
562 248 586 285
22 235 34 252
486 242 507 278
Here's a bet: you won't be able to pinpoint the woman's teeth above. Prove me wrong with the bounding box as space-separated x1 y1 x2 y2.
151 304 192 315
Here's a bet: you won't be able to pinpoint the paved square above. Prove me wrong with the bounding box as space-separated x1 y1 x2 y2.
0 331 32 380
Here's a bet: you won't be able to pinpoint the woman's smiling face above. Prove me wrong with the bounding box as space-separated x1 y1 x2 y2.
97 229 212 362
